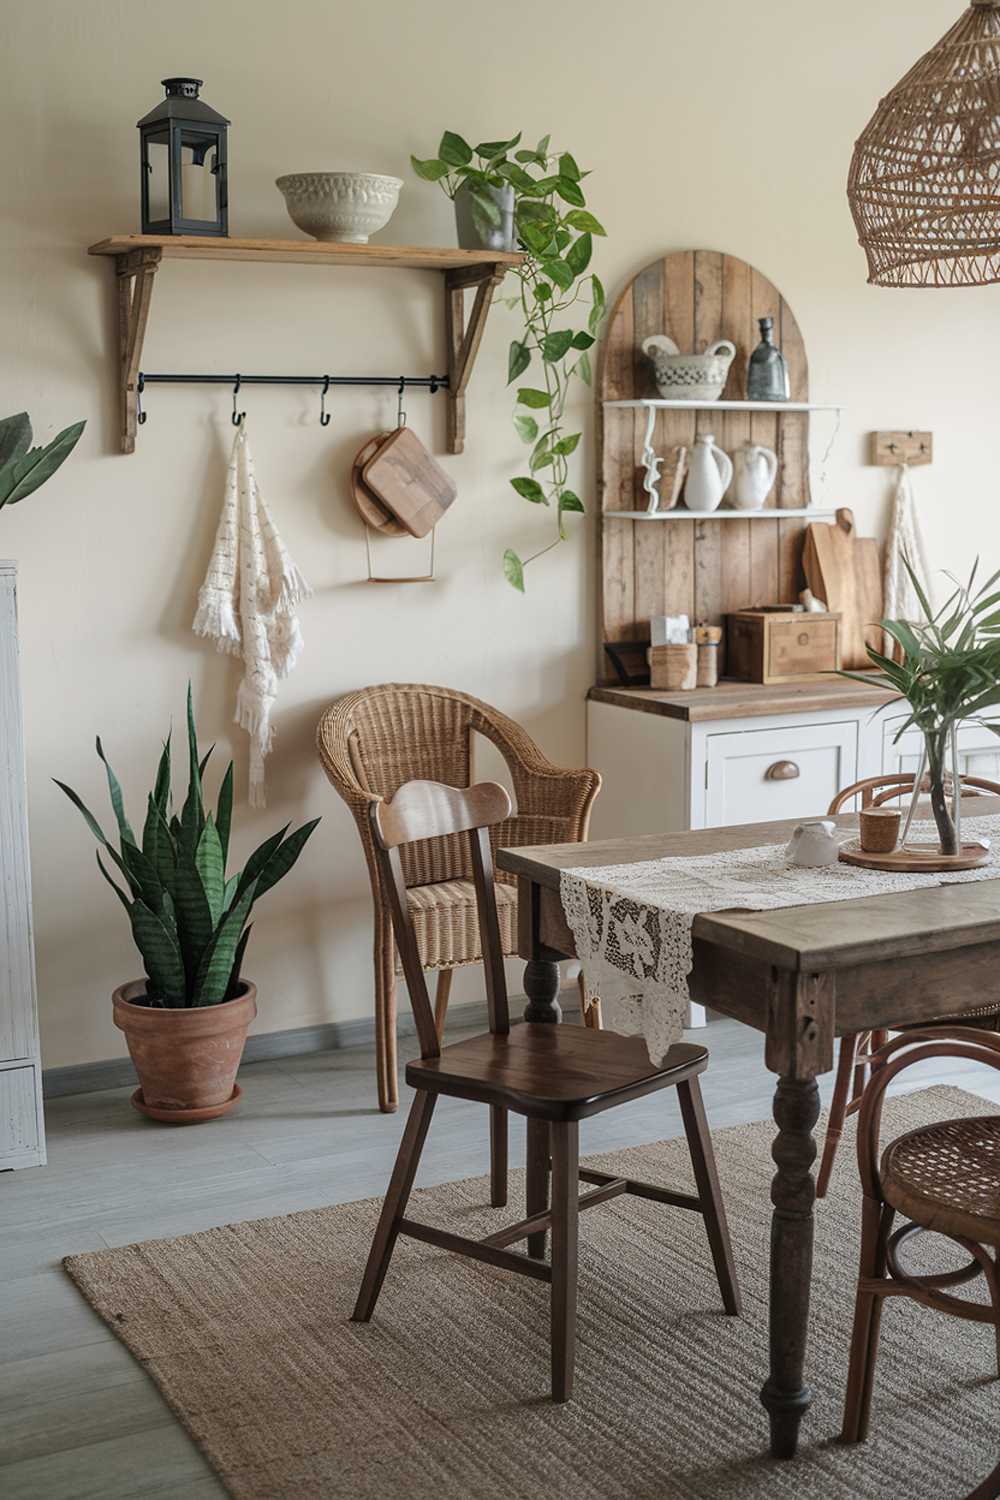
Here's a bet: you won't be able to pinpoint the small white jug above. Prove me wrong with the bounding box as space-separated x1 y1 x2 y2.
684 434 733 513
786 819 839 868
729 443 778 511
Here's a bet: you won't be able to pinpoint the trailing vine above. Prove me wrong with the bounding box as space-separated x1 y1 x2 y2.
412 132 606 590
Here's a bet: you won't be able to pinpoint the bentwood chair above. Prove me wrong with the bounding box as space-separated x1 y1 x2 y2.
842 1028 1000 1500
352 778 741 1403
316 685 601 1130
816 772 1000 1199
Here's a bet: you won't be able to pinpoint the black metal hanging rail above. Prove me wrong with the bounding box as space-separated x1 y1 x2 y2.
137 373 449 389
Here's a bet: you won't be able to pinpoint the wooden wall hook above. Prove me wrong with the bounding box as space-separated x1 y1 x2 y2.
870 431 933 467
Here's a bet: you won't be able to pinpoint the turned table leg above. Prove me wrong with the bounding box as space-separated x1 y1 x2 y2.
761 1074 821 1459
523 957 562 1024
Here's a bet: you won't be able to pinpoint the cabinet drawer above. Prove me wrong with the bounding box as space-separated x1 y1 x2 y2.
705 721 858 828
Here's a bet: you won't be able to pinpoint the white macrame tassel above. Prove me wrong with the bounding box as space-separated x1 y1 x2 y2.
192 424 309 807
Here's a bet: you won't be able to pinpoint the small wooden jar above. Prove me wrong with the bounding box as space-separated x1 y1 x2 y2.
859 807 901 853
649 643 697 691
696 642 719 688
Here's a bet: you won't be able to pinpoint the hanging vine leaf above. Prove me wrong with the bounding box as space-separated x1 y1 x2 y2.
503 549 525 592
516 388 551 409
511 476 547 504
507 340 531 384
513 413 539 443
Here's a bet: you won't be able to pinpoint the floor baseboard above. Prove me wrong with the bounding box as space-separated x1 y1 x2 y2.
42 990 582 1099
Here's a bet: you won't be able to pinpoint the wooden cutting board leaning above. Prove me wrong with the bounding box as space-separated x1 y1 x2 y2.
802 507 883 670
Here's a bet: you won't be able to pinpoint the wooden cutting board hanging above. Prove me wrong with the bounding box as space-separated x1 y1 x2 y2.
350 434 407 536
361 426 456 539
802 507 883 669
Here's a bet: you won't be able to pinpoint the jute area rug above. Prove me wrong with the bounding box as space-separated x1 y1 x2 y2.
65 1086 999 1500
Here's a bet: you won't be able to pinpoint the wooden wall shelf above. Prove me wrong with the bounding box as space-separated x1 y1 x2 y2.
605 399 841 414
606 507 835 521
598 248 820 677
88 236 523 454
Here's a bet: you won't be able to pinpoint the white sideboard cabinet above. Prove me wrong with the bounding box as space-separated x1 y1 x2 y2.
1 562 46 1170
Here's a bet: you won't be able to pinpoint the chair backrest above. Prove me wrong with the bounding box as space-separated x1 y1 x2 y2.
370 779 513 1059
318 683 531 891
828 772 1000 815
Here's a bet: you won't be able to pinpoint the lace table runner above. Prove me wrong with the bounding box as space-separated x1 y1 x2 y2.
560 815 1000 1066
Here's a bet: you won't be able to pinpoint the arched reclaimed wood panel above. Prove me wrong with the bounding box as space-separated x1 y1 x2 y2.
598 249 811 663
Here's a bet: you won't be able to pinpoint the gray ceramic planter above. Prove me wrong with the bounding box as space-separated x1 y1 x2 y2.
454 182 516 252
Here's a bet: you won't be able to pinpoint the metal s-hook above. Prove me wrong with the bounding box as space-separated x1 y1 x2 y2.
136 372 147 426
396 376 407 429
319 375 331 427
232 374 245 427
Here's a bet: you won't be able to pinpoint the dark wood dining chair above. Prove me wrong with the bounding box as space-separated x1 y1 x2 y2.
351 777 741 1402
841 1027 1000 1500
816 772 1000 1199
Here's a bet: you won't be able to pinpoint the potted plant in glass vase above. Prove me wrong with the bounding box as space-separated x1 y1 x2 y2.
843 558 1000 860
411 130 606 591
56 686 319 1122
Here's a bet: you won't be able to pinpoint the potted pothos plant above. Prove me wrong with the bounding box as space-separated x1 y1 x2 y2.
56 687 319 1123
412 131 606 591
842 557 1000 855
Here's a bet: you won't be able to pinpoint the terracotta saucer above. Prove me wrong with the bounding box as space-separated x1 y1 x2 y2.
131 1083 242 1124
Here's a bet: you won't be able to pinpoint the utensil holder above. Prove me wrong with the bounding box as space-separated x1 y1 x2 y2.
649 643 697 691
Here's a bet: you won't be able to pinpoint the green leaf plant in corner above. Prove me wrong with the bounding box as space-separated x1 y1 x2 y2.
0 412 85 511
55 684 320 1007
411 132 607 590
839 555 1000 855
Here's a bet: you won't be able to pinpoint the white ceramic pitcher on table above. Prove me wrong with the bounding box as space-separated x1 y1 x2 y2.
786 819 839 868
684 434 732 513
730 442 779 510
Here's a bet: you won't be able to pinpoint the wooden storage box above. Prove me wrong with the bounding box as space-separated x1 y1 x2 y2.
726 609 841 685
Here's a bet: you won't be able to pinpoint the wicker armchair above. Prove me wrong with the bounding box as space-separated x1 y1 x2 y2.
316 683 601 1114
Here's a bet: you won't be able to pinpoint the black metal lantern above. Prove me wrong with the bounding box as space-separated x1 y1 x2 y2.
138 77 229 237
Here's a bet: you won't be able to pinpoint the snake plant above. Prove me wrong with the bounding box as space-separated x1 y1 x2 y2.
0 411 85 511
56 686 319 1007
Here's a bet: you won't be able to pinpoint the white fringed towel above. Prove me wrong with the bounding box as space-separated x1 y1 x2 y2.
884 462 932 651
193 424 310 808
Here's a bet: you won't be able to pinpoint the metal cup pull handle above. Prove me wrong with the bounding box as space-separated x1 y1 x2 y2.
766 760 800 781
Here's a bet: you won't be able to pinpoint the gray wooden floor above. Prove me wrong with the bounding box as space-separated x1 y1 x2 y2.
2 1013 998 1499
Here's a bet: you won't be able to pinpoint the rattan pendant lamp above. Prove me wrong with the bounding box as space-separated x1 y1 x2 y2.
849 0 1000 286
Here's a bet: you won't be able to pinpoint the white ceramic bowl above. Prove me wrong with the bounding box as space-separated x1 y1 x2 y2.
275 172 402 244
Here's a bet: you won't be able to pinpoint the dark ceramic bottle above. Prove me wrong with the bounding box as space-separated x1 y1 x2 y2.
747 316 790 402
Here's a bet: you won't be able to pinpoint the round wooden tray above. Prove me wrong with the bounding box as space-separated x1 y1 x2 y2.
351 433 406 537
838 840 990 873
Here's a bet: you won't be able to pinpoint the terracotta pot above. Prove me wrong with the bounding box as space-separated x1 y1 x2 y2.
112 980 257 1124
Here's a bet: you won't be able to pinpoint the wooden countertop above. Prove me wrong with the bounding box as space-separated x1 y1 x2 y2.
587 677 899 723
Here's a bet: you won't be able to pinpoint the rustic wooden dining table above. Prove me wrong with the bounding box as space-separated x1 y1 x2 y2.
496 806 1000 1461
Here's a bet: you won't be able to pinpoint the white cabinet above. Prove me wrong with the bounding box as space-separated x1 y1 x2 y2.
0 562 45 1170
587 685 887 842
881 712 1000 783
704 721 858 828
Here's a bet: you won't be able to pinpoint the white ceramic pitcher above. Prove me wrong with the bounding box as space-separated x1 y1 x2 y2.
786 819 839 868
684 434 733 513
730 442 779 511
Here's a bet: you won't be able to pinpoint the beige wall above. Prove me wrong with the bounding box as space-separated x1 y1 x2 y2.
2 0 993 1070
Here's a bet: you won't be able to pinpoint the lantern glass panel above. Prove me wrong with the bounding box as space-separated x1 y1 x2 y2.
145 130 170 224
178 129 219 225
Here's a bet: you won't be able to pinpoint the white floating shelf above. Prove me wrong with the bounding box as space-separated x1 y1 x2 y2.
605 507 835 521
603 399 843 413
